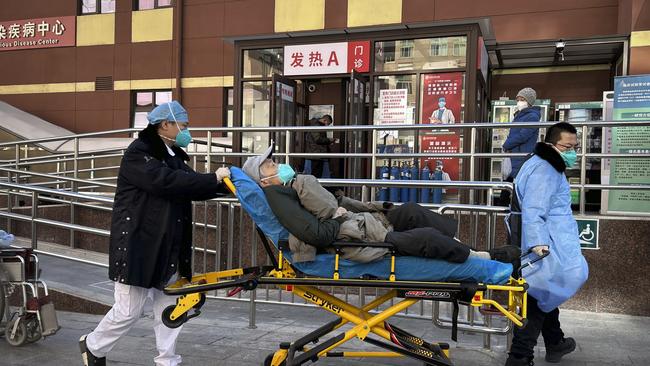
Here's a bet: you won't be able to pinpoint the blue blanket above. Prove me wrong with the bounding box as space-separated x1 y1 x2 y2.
230 167 512 284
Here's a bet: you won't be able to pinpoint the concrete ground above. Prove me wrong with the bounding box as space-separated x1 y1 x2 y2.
1 296 649 366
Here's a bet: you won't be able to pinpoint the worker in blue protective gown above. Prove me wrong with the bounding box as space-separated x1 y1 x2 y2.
506 122 589 366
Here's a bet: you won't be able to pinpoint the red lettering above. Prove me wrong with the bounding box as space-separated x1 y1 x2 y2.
327 51 339 66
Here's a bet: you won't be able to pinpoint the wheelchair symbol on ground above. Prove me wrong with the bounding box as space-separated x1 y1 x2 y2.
577 219 599 249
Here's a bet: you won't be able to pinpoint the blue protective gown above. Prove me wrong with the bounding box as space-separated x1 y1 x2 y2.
515 155 589 312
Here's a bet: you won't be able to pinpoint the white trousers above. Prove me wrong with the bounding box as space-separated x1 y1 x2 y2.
86 282 182 366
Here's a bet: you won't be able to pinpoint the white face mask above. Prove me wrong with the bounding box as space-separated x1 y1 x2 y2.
516 101 529 111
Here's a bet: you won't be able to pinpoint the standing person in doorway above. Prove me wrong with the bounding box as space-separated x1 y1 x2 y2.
79 101 231 366
304 114 337 178
500 87 541 205
505 122 588 366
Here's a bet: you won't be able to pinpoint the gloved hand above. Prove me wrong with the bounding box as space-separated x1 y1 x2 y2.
332 206 348 219
531 245 549 257
215 167 231 182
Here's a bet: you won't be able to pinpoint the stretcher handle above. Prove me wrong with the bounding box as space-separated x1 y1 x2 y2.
517 247 550 277
223 177 236 194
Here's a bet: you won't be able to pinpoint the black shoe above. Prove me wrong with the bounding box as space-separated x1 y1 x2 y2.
79 334 106 366
545 337 576 363
489 245 521 275
505 355 534 366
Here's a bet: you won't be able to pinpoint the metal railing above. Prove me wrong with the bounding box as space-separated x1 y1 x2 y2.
2 120 648 215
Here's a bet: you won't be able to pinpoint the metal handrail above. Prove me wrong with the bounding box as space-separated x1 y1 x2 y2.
1 120 648 148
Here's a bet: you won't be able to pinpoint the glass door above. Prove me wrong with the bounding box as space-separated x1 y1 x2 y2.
345 71 369 199
271 73 297 164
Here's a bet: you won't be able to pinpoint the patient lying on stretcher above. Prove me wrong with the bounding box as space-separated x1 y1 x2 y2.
240 144 519 266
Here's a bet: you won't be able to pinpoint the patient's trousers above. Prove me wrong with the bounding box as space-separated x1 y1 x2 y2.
383 202 471 263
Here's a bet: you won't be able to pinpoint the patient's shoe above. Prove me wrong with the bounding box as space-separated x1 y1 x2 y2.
545 337 576 363
505 355 534 366
489 245 521 275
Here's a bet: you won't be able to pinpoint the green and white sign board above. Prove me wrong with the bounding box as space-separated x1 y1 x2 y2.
577 218 599 249
609 75 650 214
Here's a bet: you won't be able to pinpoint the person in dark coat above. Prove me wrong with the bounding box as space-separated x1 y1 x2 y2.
304 115 336 178
79 101 230 366
499 87 542 205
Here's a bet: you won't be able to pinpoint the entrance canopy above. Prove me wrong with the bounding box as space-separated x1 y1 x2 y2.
487 36 627 70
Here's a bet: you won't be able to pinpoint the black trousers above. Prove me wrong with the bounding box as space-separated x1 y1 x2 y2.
383 202 471 263
498 175 514 206
510 295 565 359
308 159 326 178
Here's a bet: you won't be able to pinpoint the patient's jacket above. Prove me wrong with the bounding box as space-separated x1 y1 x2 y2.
291 174 389 263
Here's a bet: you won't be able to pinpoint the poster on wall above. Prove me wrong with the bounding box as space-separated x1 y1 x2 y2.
609 75 650 215
421 73 463 124
378 89 408 125
419 132 460 194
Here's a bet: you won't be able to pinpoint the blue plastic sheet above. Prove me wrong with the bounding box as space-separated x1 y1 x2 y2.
230 167 511 284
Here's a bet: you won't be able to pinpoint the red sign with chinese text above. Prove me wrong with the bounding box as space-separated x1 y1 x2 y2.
0 16 76 51
419 132 461 193
421 72 463 124
347 41 370 73
284 41 370 76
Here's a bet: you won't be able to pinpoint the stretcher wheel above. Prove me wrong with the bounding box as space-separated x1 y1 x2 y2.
263 352 286 366
5 317 27 346
25 316 42 343
162 305 187 329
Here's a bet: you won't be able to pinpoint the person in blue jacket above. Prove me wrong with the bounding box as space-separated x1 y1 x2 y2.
506 122 589 366
499 87 541 205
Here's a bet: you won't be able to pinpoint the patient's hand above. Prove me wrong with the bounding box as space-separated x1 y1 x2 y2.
215 167 231 182
332 207 348 219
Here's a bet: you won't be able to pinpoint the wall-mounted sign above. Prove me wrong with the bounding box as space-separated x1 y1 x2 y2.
576 218 599 249
609 75 650 215
0 16 76 51
378 89 408 125
284 41 370 76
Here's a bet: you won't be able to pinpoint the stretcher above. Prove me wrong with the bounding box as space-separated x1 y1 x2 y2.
163 168 532 366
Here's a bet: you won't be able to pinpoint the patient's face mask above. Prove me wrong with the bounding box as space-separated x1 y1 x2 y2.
261 163 295 185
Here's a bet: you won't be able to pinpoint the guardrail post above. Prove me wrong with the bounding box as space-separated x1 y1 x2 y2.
579 125 587 215
69 137 79 248
31 191 38 250
469 127 476 205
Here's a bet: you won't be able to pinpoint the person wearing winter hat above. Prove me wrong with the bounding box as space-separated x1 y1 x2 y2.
79 101 231 366
499 87 541 205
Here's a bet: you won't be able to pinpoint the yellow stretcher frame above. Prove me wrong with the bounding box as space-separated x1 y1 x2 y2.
163 178 529 366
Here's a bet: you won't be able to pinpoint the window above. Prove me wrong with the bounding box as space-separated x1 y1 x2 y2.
132 90 172 129
453 40 467 57
80 0 116 14
429 39 448 56
399 40 414 58
396 81 413 94
375 36 467 72
224 87 234 132
136 0 172 11
243 48 284 78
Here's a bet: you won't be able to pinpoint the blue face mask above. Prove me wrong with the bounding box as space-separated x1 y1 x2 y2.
438 102 446 108
168 103 192 148
559 149 577 168
262 164 295 185
276 164 295 184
